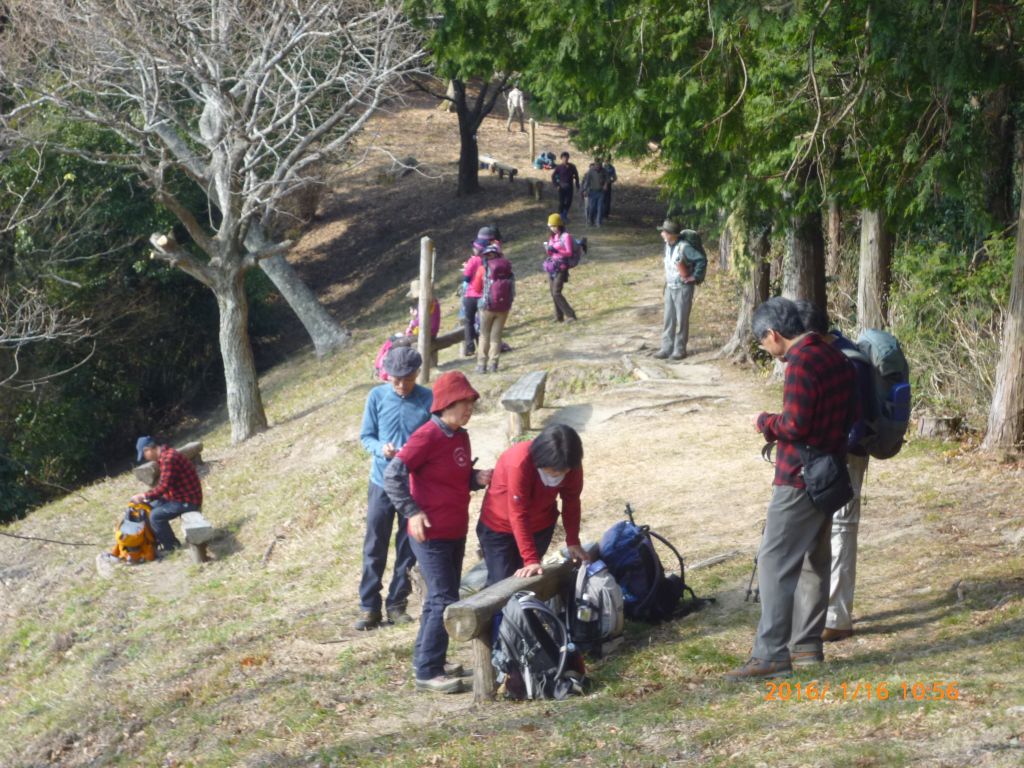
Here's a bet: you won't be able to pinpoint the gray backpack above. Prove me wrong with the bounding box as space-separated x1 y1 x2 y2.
842 329 911 459
569 560 624 656
492 591 588 700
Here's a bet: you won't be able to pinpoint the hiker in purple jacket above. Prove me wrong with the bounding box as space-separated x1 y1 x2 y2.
461 227 497 356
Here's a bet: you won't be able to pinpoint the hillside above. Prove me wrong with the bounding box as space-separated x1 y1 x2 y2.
2 94 1023 768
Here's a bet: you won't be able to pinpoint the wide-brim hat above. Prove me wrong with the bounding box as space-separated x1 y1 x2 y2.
430 371 480 414
657 219 682 235
383 346 423 378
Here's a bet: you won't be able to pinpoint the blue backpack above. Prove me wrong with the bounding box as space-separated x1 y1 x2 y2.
841 329 911 459
598 505 712 623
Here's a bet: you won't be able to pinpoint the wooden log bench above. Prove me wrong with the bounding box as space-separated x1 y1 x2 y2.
478 155 518 181
443 558 579 703
181 511 215 564
501 370 548 441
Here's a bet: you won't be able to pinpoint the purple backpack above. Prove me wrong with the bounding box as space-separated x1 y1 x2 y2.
482 256 515 312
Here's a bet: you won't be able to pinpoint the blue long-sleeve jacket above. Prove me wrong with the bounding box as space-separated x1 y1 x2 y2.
359 383 433 486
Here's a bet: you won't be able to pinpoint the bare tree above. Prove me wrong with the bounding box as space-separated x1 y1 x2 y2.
1 0 423 442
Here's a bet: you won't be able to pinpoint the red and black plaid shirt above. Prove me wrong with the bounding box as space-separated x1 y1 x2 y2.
757 334 858 488
145 446 203 507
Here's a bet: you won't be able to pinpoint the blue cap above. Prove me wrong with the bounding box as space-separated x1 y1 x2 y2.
136 436 156 463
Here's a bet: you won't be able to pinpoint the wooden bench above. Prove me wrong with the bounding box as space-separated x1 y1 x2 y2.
181 511 215 564
478 155 518 181
500 370 548 440
443 559 579 702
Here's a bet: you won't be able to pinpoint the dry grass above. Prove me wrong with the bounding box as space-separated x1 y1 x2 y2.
2 95 1023 768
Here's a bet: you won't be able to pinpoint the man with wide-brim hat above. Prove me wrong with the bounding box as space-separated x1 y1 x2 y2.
355 345 434 631
654 218 707 360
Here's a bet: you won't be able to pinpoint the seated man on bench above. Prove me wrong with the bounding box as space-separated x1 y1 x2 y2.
130 436 203 555
476 423 590 585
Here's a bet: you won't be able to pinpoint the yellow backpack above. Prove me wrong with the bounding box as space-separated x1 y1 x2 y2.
111 501 157 564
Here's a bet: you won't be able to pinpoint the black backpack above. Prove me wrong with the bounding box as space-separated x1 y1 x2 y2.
492 591 588 700
598 504 713 623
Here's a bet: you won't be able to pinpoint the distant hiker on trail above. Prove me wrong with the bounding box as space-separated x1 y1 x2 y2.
543 213 578 323
653 219 707 360
551 152 580 224
581 158 608 227
475 242 515 374
356 346 433 631
383 371 492 695
130 436 203 554
405 279 441 340
795 300 873 645
724 297 857 682
602 158 618 219
477 423 589 586
506 85 526 132
460 226 499 357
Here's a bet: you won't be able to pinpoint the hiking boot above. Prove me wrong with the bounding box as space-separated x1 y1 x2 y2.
723 657 792 682
669 352 687 360
474 363 487 374
652 350 671 359
443 662 465 677
353 610 382 631
488 361 499 373
790 650 824 667
822 627 854 643
415 675 465 694
386 607 414 625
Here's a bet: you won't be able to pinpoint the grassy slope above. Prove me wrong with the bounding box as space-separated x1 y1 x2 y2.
2 103 1024 768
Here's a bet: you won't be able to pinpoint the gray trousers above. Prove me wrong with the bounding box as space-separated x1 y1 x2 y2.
660 283 694 356
753 485 832 661
827 453 869 630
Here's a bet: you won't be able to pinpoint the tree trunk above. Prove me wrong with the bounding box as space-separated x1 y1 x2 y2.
827 198 842 277
982 167 1024 451
215 272 268 443
457 119 481 196
856 208 893 330
259 253 350 356
720 226 771 362
719 212 731 273
783 209 826 307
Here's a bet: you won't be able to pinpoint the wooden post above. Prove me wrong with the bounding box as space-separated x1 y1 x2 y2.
418 237 434 384
471 636 496 703
529 119 536 163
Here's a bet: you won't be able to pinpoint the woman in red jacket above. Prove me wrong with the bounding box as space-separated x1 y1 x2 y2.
383 371 492 694
477 423 589 585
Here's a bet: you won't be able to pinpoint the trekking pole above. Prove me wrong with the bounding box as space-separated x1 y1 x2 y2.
624 503 636 526
744 521 765 603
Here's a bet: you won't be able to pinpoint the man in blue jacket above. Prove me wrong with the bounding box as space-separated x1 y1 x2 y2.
356 346 433 630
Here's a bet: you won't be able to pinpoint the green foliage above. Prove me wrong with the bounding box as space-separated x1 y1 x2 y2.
890 234 1014 425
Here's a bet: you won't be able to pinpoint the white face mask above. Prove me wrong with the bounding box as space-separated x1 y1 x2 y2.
537 468 564 488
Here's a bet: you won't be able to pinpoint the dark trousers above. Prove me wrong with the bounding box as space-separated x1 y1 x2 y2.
408 536 465 680
462 296 480 353
358 482 416 613
149 500 198 550
603 186 612 218
557 185 574 222
586 190 605 226
549 270 576 321
477 519 556 587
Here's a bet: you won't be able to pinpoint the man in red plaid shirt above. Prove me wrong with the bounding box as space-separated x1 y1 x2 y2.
725 297 857 682
130 436 203 553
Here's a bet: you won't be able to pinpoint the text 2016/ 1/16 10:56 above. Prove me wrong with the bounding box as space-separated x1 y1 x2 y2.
764 681 960 702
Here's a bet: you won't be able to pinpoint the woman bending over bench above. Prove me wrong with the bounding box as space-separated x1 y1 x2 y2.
476 423 590 585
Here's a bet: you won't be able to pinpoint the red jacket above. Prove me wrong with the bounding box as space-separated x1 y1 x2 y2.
398 419 474 540
479 440 583 565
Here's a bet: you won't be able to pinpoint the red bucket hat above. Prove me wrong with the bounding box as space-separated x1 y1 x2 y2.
431 371 480 414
